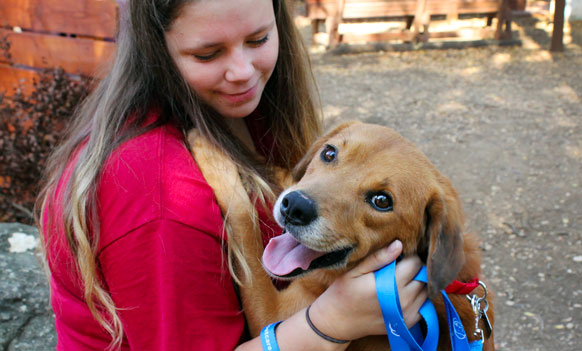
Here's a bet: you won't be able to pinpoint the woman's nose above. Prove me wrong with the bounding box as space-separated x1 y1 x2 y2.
224 48 254 82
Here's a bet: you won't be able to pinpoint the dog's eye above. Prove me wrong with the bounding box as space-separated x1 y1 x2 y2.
320 144 337 163
368 192 393 212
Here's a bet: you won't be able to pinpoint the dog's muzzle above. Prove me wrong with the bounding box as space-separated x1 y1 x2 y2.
265 190 354 279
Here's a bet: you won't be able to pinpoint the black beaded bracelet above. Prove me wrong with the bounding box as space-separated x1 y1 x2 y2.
305 305 350 344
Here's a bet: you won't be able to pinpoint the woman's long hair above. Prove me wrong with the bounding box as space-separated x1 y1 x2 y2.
35 0 321 348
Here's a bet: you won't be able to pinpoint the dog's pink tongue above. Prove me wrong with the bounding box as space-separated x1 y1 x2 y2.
263 232 326 276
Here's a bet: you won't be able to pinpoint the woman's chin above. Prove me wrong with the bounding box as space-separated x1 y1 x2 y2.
217 100 260 119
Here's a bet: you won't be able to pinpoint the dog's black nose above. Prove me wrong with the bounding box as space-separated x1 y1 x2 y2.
280 191 317 226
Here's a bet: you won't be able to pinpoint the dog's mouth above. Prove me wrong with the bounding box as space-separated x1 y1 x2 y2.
262 231 354 279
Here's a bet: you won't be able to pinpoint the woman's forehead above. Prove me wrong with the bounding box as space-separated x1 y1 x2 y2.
168 0 275 42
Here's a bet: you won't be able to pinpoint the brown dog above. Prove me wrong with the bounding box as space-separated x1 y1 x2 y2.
189 121 494 350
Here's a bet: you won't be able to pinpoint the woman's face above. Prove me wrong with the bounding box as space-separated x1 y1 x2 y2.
165 0 279 119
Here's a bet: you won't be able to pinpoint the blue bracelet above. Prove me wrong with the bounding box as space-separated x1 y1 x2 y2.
260 321 283 351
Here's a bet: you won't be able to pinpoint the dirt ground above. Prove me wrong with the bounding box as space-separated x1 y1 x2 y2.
295 11 582 351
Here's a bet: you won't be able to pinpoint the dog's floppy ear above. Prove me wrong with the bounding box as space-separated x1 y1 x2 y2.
292 120 360 180
424 185 465 297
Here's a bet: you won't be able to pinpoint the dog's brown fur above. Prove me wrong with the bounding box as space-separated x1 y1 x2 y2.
188 121 495 350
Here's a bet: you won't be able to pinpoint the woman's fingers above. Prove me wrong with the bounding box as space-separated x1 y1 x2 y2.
395 255 427 328
349 240 402 277
401 282 428 328
395 255 423 287
319 242 428 340
314 241 403 339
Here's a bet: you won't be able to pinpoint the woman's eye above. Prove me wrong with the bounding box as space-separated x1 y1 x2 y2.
194 51 219 61
368 192 394 212
320 144 337 163
248 34 269 46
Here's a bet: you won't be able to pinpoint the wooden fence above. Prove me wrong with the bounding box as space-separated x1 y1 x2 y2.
0 0 118 96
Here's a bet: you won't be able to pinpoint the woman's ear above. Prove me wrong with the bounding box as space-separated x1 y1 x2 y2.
424 185 466 297
292 120 360 181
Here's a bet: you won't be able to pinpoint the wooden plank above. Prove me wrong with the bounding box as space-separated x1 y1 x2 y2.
0 29 115 77
306 0 500 19
308 1 419 18
427 1 499 14
426 27 497 39
0 64 40 96
341 26 496 44
307 0 500 6
330 37 520 54
342 31 417 42
0 0 118 38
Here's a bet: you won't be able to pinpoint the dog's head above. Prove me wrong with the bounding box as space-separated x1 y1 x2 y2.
263 121 465 295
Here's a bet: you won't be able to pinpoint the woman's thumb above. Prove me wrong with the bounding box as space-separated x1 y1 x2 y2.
350 240 402 277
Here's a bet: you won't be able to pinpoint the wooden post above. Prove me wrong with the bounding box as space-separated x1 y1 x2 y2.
550 0 565 52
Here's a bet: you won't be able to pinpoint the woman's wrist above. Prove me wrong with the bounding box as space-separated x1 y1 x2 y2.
235 306 350 351
307 291 369 343
275 307 351 351
305 305 350 344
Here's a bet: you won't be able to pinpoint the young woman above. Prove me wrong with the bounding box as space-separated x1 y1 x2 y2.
37 0 427 350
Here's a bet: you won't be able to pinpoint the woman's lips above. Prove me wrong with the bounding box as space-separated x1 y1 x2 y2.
221 83 258 104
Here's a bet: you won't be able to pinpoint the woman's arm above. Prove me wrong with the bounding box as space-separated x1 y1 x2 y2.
236 240 427 350
99 219 246 350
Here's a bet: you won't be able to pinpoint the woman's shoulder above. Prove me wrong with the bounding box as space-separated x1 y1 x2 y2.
97 124 224 246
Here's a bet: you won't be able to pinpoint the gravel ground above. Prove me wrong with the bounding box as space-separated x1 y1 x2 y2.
300 14 582 351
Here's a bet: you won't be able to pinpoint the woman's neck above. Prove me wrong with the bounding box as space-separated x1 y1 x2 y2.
224 117 257 154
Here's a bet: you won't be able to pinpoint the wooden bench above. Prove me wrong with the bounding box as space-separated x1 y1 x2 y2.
305 0 513 47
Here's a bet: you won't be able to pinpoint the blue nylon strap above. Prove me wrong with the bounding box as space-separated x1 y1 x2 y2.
260 321 282 351
470 340 484 351
375 261 438 351
374 260 482 351
441 290 471 351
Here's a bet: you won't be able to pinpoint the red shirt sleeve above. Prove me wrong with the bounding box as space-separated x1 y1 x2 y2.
99 219 245 350
95 123 246 350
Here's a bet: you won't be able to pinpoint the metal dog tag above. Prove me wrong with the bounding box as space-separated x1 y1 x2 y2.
480 305 493 338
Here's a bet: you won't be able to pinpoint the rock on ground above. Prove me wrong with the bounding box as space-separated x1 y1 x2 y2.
0 223 56 351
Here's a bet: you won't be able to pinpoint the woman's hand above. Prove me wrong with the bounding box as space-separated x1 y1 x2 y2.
308 240 427 342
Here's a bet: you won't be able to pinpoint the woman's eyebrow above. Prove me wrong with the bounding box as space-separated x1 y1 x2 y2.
249 20 276 37
191 20 276 50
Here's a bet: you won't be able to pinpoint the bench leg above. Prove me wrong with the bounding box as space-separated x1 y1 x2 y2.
495 0 512 40
325 0 346 47
413 0 431 42
446 2 459 29
326 16 340 47
311 19 318 45
413 14 430 42
406 16 414 30
311 19 320 36
312 19 329 46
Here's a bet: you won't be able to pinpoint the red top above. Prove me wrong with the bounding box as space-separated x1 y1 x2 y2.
44 111 282 350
